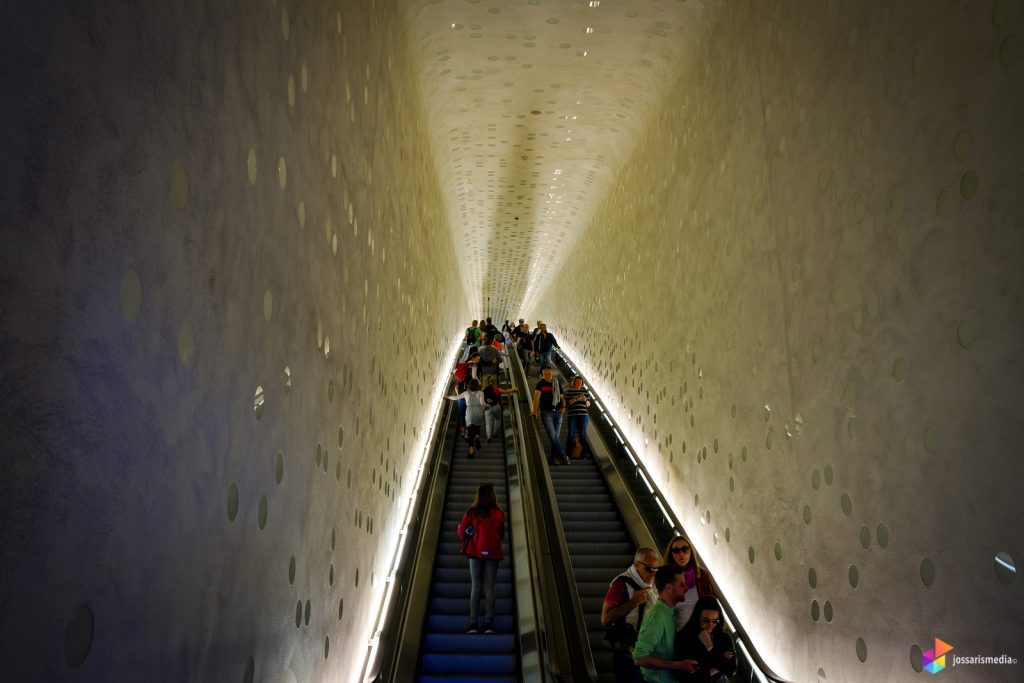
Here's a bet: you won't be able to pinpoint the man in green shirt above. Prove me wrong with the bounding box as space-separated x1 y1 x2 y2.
633 565 700 681
464 320 482 345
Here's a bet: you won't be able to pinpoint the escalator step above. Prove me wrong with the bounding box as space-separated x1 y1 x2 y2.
561 521 628 533
567 542 634 556
422 633 515 654
420 653 517 675
425 614 515 633
572 567 636 582
557 511 620 521
419 676 517 683
563 531 631 543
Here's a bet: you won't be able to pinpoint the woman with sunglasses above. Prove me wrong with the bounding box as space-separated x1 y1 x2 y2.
662 535 716 629
673 595 736 681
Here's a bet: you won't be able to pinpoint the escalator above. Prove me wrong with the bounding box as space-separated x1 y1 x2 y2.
415 409 519 682
521 360 634 682
519 348 792 683
372 344 787 683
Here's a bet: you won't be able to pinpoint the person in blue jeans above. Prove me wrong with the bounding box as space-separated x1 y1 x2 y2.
564 375 592 458
532 322 559 368
531 366 567 465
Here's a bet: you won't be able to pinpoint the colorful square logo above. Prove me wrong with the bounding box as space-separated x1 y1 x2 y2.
923 638 954 674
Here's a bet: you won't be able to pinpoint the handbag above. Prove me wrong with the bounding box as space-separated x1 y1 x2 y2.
603 621 639 653
570 437 584 460
461 524 475 555
602 577 644 652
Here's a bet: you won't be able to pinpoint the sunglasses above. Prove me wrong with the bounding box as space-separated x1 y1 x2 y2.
701 617 721 625
671 545 692 554
638 561 659 573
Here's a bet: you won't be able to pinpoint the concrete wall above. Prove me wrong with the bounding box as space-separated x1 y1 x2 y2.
539 1 1024 681
0 1 463 680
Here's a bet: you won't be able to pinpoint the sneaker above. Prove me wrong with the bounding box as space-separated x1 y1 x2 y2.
552 459 562 466
561 457 570 466
466 625 478 634
484 624 495 634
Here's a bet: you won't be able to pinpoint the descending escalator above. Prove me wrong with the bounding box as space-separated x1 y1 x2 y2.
415 407 519 683
522 361 633 683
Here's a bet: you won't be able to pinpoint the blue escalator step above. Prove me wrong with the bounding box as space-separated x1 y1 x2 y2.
429 597 514 615
425 614 515 633
420 653 517 675
422 633 515 654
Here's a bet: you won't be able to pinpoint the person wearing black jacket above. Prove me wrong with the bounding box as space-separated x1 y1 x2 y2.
673 596 737 682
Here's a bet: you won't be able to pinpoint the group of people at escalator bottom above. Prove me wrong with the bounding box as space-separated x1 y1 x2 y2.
603 539 736 682
455 480 736 682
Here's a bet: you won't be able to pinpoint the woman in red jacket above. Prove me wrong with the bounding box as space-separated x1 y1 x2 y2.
457 482 506 634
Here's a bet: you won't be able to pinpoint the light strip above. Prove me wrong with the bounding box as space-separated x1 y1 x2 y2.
356 332 463 683
995 556 1016 572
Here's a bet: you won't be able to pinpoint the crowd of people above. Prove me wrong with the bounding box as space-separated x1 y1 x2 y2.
450 318 736 681
604 537 734 682
450 317 590 465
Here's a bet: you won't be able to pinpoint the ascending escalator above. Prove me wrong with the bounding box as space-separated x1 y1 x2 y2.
415 410 519 682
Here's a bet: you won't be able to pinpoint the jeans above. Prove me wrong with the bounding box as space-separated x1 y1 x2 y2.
457 398 466 429
566 414 589 455
484 405 502 439
538 348 553 367
519 345 531 371
468 557 499 626
540 411 566 463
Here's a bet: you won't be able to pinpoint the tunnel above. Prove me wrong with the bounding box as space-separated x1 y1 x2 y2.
1 0 1022 681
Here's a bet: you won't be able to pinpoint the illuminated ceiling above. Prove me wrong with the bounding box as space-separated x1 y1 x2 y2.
402 0 708 317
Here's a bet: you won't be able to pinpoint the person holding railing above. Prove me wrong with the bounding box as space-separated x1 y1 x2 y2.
482 376 518 442
563 375 592 459
444 378 485 458
530 366 568 465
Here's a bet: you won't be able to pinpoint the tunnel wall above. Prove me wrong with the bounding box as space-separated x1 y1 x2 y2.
539 2 1024 681
0 1 463 680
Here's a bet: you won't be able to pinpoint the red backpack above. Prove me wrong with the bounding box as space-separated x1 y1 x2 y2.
454 362 470 383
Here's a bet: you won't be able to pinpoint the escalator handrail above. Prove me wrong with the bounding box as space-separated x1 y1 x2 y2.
500 362 547 681
552 348 793 683
510 351 599 683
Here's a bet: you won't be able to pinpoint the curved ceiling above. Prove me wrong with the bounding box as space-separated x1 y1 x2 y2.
402 0 709 317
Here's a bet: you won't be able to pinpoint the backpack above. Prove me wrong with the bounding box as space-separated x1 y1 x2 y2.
454 362 469 383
